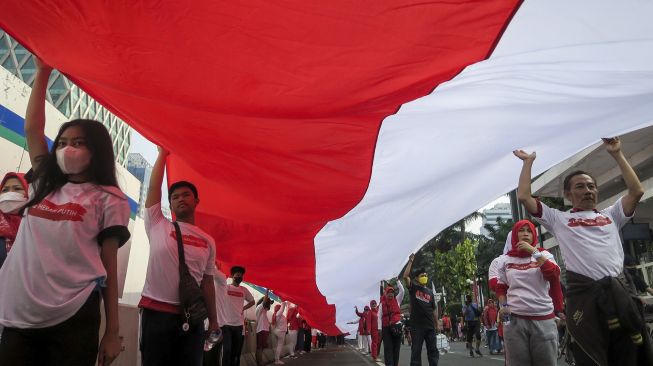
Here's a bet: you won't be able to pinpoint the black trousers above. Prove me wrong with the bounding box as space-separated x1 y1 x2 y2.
0 291 100 366
382 326 402 366
410 327 439 366
572 327 647 366
221 325 244 366
296 328 305 351
140 308 205 366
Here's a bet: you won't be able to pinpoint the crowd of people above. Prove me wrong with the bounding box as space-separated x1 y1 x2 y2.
0 60 332 366
0 58 652 366
349 138 653 366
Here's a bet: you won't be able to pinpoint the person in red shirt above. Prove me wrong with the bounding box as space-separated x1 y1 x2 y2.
355 305 372 354
482 299 500 354
0 172 28 269
441 314 452 341
369 300 380 361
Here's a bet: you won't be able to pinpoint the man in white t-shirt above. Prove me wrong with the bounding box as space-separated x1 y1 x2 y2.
217 265 255 366
139 147 219 366
514 137 652 365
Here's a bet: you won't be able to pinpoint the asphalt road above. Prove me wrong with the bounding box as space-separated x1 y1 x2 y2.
275 338 572 365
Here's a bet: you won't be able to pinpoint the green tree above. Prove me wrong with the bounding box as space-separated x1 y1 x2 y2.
432 238 478 302
476 216 514 279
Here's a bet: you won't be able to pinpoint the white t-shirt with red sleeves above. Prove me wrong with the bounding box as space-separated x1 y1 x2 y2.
497 251 558 316
0 183 130 328
141 203 217 305
214 273 254 326
488 255 505 282
533 197 631 280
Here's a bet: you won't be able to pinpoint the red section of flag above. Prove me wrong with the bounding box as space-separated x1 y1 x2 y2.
1 0 520 333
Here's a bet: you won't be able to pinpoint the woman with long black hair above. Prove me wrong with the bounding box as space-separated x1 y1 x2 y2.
0 58 131 366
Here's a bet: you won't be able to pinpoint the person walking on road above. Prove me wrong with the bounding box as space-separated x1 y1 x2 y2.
355 305 372 354
463 295 482 357
369 300 381 361
482 299 500 355
379 277 405 366
403 254 440 366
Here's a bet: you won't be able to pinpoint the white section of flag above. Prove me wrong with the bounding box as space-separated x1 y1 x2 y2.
314 0 653 332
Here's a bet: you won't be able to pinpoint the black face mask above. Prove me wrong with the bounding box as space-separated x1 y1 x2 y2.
233 277 243 285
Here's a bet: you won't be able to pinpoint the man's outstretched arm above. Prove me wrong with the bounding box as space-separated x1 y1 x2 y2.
603 137 644 216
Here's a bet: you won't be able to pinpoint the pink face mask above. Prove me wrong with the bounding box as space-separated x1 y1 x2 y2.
56 146 91 174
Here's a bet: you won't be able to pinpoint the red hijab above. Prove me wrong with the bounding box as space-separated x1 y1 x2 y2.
506 219 545 258
0 172 29 250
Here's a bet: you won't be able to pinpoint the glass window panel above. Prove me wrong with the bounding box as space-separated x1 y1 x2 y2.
0 36 10 63
89 101 96 118
12 44 29 64
19 56 36 84
70 88 79 110
79 94 88 117
2 55 17 75
48 74 67 104
57 94 71 117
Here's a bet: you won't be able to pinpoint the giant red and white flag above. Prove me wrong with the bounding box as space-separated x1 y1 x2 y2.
2 0 653 333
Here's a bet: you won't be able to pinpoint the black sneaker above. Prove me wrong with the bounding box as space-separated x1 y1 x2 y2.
469 350 474 357
475 349 483 357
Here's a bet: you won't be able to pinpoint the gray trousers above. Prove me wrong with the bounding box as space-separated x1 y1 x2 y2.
504 316 558 366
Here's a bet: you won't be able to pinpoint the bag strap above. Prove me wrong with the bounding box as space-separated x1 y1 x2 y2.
173 221 186 274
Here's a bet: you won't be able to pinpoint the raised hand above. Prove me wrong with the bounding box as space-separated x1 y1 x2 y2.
33 56 53 72
513 149 536 161
602 137 621 155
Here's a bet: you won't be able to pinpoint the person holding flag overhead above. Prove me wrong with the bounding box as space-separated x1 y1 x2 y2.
403 254 440 366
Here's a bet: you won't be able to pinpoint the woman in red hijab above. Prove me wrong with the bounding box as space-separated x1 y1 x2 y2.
495 219 563 366
0 172 28 268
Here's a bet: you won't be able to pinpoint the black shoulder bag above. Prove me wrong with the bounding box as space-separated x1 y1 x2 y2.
174 221 209 331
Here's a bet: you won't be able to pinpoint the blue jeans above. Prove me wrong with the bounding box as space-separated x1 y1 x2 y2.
486 329 500 352
140 308 205 366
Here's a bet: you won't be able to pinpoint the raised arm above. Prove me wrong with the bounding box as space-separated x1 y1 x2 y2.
402 254 415 287
145 147 168 208
513 150 539 215
25 58 53 171
396 279 405 303
603 137 644 216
